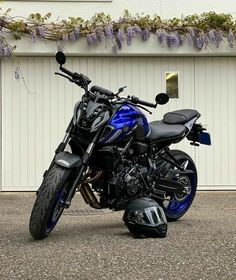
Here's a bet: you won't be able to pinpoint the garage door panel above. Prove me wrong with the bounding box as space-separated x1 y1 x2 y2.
2 56 235 190
195 57 236 186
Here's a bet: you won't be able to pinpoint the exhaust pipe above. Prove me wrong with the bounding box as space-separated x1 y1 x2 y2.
80 183 101 209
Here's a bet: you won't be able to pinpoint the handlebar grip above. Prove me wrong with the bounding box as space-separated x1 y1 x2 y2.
131 96 156 108
60 65 74 77
138 99 156 108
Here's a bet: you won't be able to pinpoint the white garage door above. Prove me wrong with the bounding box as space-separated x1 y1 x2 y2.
1 57 236 190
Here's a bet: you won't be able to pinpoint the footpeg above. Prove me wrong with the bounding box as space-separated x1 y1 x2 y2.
166 169 193 177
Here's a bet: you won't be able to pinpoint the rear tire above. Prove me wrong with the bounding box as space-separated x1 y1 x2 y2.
159 149 198 221
29 165 71 240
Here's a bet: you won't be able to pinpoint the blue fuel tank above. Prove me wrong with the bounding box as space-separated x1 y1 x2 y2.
99 104 150 144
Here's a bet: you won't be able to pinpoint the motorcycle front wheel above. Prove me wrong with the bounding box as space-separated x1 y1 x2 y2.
29 165 72 240
159 149 198 221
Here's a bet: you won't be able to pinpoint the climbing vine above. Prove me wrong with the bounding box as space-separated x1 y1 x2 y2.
0 7 236 56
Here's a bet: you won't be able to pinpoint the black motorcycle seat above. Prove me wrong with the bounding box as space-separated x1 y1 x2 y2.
148 121 186 143
163 109 200 124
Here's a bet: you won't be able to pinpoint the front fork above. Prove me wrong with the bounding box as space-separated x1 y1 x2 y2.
63 128 102 207
39 117 100 208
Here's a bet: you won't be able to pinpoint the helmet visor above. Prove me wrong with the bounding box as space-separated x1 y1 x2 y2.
132 206 167 226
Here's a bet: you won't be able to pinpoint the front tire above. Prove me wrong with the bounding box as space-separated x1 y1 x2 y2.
29 165 71 240
159 149 198 221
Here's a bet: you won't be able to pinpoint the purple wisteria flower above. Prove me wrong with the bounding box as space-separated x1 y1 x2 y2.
69 31 76 41
0 43 12 56
208 29 223 48
0 41 4 56
74 26 80 38
133 25 142 34
29 31 37 43
14 67 20 81
93 27 105 43
105 24 113 39
38 26 46 38
214 30 223 48
62 33 68 41
156 29 167 46
68 26 80 41
186 32 194 46
142 28 150 41
186 27 196 47
195 36 205 50
228 30 235 48
186 30 207 50
166 33 180 48
126 26 136 46
87 33 98 46
176 32 183 46
116 28 125 49
4 46 12 56
208 29 216 41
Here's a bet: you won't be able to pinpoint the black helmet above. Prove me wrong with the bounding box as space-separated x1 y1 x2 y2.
123 197 167 238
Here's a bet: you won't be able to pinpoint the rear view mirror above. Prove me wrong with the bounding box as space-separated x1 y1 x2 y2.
56 51 66 65
155 93 169 105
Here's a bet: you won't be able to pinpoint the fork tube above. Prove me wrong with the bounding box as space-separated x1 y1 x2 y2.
64 130 101 207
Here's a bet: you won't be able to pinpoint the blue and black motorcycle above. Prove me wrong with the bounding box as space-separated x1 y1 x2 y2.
29 52 211 240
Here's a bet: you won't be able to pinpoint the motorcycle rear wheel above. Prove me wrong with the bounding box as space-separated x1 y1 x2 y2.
159 149 198 221
29 165 72 240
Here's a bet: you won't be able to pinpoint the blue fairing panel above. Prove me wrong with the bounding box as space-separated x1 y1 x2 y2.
101 104 149 144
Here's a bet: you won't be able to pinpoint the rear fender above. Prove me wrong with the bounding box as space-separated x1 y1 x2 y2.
55 151 82 168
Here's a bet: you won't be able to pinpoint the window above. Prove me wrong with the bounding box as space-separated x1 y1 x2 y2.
165 72 179 98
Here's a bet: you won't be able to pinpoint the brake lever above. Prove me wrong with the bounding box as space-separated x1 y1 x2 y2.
55 72 71 80
55 72 77 84
136 104 152 114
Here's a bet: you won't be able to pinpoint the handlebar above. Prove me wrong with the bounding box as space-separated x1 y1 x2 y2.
60 65 74 78
56 64 156 109
130 96 156 108
90 85 114 97
57 65 91 90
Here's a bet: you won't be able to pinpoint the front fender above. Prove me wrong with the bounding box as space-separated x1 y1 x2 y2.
55 151 82 168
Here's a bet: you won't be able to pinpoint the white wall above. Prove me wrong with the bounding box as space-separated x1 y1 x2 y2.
1 56 196 190
2 56 236 190
2 0 236 20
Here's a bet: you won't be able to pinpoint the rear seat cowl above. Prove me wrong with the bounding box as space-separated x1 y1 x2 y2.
163 109 199 124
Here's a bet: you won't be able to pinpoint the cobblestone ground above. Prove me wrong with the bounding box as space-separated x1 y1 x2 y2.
0 192 236 280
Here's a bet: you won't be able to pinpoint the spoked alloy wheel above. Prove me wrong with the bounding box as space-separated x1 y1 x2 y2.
29 165 72 240
160 150 198 221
